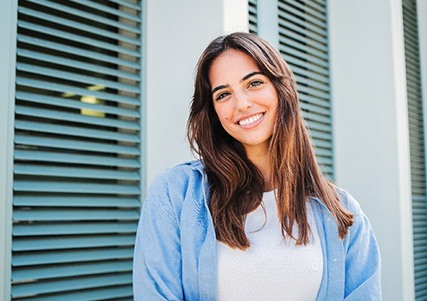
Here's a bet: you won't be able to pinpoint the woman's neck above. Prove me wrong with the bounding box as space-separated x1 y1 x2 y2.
247 149 274 192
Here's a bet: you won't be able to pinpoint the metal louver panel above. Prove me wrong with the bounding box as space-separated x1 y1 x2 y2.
403 1 427 300
278 0 333 179
248 0 258 34
12 0 141 300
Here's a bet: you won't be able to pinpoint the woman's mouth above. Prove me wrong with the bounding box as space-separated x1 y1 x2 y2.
238 113 264 126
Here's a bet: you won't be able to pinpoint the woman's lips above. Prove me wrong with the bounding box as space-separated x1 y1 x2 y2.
238 113 264 126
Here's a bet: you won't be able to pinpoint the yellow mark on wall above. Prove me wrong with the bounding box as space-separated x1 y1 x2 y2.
80 85 106 117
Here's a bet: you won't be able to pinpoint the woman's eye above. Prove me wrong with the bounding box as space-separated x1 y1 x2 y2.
249 80 263 87
216 92 230 101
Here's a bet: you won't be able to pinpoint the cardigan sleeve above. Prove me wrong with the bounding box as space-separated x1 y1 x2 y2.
341 191 382 300
133 175 184 301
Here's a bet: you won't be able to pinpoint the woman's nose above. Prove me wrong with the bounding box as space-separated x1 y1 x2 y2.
234 91 252 111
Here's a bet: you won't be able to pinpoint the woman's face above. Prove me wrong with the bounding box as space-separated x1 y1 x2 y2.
209 49 279 156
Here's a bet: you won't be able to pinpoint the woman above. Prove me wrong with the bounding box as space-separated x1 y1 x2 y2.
133 32 381 300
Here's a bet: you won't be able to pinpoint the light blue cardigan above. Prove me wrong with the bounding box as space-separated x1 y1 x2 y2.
133 160 382 300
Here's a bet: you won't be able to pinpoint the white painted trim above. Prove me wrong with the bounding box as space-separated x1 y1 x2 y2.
329 0 414 299
140 0 148 200
256 0 280 51
390 1 415 299
419 0 427 202
0 1 18 300
223 0 249 34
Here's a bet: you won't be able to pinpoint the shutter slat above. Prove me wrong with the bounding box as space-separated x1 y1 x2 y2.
283 0 326 20
278 1 326 28
13 223 137 236
18 35 140 70
13 248 134 266
14 285 133 301
12 261 132 281
414 221 427 229
19 21 140 57
110 0 141 11
309 133 332 146
18 7 140 46
26 0 140 34
292 65 329 84
16 77 139 105
13 196 140 207
300 102 331 118
12 273 131 297
13 209 139 220
14 164 139 181
15 135 140 155
303 120 331 133
70 0 140 22
278 16 327 46
299 94 330 109
308 145 333 158
280 54 328 77
15 118 139 143
14 181 140 194
295 83 329 100
17 62 140 94
279 35 328 63
304 0 327 14
13 235 136 251
14 149 140 168
17 49 140 82
280 9 326 37
16 106 140 131
16 91 140 118
15 120 140 143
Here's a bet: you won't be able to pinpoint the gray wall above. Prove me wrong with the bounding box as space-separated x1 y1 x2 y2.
330 1 419 299
144 0 248 185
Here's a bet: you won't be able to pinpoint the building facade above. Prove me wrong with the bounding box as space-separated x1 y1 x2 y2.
0 0 426 300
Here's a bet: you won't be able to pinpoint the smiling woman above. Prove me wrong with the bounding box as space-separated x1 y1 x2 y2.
209 50 278 167
133 32 382 301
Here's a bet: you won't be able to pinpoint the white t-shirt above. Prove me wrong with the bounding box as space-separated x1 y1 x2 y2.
216 190 323 301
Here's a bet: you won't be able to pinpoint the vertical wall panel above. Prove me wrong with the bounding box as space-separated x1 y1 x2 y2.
404 0 427 300
12 0 142 300
0 1 18 299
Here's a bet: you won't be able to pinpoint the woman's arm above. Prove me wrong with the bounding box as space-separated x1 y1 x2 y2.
133 177 184 301
343 193 382 300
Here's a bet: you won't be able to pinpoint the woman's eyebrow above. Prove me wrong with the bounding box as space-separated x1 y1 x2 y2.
240 71 263 83
211 84 229 95
211 71 263 95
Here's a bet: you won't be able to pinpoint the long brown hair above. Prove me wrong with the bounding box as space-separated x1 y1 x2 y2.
187 32 353 250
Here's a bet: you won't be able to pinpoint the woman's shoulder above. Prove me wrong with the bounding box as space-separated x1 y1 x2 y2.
334 186 364 216
146 160 205 201
311 185 363 216
142 160 206 224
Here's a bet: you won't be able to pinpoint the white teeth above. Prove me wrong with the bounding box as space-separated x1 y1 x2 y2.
239 113 263 126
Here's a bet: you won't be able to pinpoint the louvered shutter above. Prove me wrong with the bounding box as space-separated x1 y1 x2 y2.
12 0 142 300
248 0 258 34
403 1 427 299
277 0 333 179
